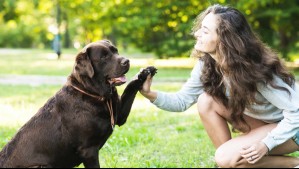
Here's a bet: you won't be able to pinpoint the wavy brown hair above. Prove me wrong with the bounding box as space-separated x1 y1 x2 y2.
191 4 295 132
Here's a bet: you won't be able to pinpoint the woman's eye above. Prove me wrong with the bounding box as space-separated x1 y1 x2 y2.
202 29 208 34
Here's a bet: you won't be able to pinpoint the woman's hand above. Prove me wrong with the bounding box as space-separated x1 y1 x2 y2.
240 142 269 164
140 74 152 95
135 69 157 102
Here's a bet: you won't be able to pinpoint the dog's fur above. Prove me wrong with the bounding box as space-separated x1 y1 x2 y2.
0 40 157 168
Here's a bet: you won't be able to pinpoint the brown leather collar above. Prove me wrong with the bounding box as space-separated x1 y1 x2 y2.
70 84 115 130
70 84 105 101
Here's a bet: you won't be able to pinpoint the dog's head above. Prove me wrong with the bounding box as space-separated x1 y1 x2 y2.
71 40 130 95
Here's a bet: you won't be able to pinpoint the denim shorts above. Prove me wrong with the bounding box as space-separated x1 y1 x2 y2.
292 132 299 145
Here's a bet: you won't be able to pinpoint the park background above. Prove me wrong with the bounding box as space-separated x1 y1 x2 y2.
0 0 299 167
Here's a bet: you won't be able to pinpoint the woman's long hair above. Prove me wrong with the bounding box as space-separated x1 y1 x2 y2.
191 4 295 132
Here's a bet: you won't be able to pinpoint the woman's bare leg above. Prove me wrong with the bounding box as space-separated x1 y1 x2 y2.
197 93 266 148
197 92 299 167
197 93 231 148
215 123 299 168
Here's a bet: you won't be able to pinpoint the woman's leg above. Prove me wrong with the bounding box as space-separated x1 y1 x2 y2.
197 93 231 148
197 92 299 167
197 92 266 148
215 123 299 168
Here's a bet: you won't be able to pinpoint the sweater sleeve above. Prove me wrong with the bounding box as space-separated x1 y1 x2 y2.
258 76 299 151
152 60 204 112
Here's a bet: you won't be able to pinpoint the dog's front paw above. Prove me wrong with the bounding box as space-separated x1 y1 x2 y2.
137 66 157 82
128 66 157 89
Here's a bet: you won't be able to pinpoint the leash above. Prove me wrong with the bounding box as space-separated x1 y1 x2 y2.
70 84 115 130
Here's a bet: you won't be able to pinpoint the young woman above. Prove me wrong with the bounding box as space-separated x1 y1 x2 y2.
139 4 299 168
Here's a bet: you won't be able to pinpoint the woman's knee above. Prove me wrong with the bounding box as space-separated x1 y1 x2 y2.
214 145 231 168
215 145 243 168
197 93 215 117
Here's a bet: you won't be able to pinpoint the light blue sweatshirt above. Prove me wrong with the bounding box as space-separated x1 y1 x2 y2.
152 59 299 151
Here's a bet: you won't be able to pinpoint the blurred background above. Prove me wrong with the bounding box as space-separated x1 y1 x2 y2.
0 0 299 60
0 0 299 167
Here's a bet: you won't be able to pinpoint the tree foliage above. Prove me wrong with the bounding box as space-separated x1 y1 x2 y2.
235 0 299 59
108 0 210 58
0 0 298 59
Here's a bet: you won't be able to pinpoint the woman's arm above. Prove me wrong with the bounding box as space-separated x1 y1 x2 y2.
140 60 205 112
258 76 299 151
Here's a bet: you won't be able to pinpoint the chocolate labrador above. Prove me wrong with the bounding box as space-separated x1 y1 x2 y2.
0 40 157 168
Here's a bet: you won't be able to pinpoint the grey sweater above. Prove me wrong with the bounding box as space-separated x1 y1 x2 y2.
152 60 299 151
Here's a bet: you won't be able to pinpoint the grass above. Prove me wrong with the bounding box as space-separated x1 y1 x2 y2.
0 83 216 168
0 84 61 126
0 48 215 167
0 48 195 82
0 48 298 80
2 83 297 168
0 48 298 167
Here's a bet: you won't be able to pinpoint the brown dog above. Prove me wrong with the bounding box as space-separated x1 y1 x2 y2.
0 40 157 168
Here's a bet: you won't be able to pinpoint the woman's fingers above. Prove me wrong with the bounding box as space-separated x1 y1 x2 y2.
240 142 268 164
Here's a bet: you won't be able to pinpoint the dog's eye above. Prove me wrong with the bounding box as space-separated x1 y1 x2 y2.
109 46 118 53
102 54 110 59
101 50 110 59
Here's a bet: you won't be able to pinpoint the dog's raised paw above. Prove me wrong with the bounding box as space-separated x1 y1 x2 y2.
138 66 157 82
147 66 158 77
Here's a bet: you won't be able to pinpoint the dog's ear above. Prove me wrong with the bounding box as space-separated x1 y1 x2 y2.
74 49 94 78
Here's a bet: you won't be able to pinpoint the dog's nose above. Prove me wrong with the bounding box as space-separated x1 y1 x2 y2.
121 59 130 66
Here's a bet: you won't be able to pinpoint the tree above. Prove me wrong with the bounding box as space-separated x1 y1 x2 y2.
0 0 298 60
108 0 210 58
235 0 299 60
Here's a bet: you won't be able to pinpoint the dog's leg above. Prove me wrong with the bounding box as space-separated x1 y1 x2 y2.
83 158 100 168
116 66 157 126
79 148 100 168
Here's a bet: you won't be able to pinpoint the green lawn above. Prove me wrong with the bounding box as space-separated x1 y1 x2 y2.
0 49 298 167
0 83 216 168
1 83 298 168
0 48 195 82
0 48 298 80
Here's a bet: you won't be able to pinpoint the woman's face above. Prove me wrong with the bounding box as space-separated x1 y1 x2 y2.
194 13 219 58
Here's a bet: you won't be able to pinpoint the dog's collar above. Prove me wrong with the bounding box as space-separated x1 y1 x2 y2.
70 84 105 101
70 84 115 130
